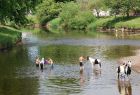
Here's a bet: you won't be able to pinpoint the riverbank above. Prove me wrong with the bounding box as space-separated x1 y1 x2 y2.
48 16 140 32
119 50 140 73
0 26 22 50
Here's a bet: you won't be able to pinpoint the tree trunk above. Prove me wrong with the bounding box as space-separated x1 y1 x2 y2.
126 12 129 17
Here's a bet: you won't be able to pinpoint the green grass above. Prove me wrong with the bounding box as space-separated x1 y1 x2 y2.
0 26 22 49
115 17 140 28
87 16 140 30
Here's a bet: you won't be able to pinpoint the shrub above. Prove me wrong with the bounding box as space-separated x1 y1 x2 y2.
59 2 96 30
0 26 21 49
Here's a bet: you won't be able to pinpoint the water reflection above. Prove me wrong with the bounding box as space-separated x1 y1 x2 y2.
1 31 140 95
28 46 40 63
117 80 132 95
93 68 101 79
79 70 85 87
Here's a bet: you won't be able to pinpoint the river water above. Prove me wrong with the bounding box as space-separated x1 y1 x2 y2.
0 31 140 95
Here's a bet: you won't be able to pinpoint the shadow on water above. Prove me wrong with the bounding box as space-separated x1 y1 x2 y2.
79 70 85 87
93 68 101 79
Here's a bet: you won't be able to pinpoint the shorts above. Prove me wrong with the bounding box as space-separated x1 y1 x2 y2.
80 62 83 66
36 64 39 67
40 64 43 70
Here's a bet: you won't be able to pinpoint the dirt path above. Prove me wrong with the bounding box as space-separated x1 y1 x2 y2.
119 50 140 73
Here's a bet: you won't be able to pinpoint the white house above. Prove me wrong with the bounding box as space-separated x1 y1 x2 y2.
93 9 110 17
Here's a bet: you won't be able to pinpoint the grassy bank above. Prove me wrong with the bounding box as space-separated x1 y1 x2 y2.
49 16 140 32
87 16 140 30
0 26 22 50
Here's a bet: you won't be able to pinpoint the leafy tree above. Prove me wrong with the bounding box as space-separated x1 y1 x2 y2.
104 0 140 17
88 0 106 18
55 0 75 2
59 2 80 28
0 0 41 26
104 0 122 17
121 0 140 17
59 2 96 29
36 0 61 25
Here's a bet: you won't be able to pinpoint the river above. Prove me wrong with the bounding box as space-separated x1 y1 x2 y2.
0 30 140 95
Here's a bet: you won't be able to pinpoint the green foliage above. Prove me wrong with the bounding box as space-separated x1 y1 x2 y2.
104 0 140 17
87 17 114 30
59 2 96 30
87 0 107 17
0 0 41 26
88 16 140 30
36 0 61 26
54 0 75 2
49 18 61 29
0 26 21 49
26 15 39 24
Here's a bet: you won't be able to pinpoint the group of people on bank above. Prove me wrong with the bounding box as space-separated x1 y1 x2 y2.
79 55 132 81
35 56 54 71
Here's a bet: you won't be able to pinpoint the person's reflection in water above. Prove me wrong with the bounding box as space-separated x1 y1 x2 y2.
117 79 132 95
79 70 85 86
48 65 54 77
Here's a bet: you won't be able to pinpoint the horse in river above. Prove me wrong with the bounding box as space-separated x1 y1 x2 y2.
87 56 101 70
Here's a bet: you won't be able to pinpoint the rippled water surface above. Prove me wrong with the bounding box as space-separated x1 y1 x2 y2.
0 31 140 95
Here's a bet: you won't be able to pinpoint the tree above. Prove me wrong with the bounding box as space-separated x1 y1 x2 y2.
59 2 96 29
104 0 122 17
0 0 41 26
36 0 61 25
121 0 140 17
55 0 75 2
88 0 106 18
104 0 140 17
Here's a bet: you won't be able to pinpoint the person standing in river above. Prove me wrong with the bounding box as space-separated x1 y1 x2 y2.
40 58 45 72
79 56 85 72
48 58 54 69
35 56 40 67
117 63 126 80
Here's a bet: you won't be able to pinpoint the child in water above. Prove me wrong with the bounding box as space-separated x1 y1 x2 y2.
35 56 40 67
48 58 54 68
79 56 85 72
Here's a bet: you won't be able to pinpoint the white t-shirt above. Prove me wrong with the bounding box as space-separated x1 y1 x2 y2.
40 58 44 64
120 65 125 74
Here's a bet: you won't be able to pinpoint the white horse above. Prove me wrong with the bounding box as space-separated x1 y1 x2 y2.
87 56 101 70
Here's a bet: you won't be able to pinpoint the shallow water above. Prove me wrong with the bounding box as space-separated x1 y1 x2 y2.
0 31 140 95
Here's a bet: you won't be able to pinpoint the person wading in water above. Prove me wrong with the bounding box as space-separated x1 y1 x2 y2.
40 58 45 72
79 56 85 72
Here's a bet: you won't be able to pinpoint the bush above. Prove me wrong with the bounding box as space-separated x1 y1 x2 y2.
59 2 96 30
49 18 61 29
0 26 21 49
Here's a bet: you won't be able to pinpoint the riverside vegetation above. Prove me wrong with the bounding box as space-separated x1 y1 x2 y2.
0 26 21 50
0 0 140 50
